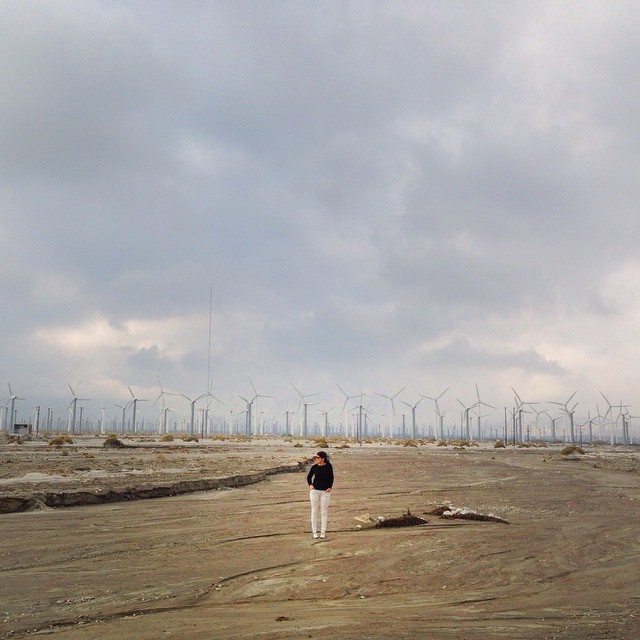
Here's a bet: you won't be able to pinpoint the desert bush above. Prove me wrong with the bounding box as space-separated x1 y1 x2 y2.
494 440 506 448
103 434 125 448
403 439 418 447
436 440 448 447
49 435 73 447
313 438 329 448
182 435 199 442
160 434 174 442
561 444 585 456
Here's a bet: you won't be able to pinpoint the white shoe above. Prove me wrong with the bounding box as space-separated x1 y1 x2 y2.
312 533 319 539
320 533 326 539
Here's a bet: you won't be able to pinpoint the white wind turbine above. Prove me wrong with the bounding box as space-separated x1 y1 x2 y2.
127 386 149 434
336 383 358 437
375 386 406 438
317 406 334 437
228 398 242 435
599 391 629 445
249 379 274 436
114 400 132 433
67 385 90 434
401 397 423 440
422 388 449 440
152 379 176 435
291 383 321 437
549 391 578 444
238 394 255 436
349 396 370 441
175 392 221 435
456 397 475 441
283 404 296 436
4 384 24 433
530 406 549 441
473 384 496 441
512 388 539 443
99 402 107 434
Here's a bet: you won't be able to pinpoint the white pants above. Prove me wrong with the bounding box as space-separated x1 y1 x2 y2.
309 489 331 534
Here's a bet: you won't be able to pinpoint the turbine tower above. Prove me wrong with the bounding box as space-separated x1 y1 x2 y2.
422 388 449 440
128 386 149 434
336 383 358 437
549 391 578 444
401 398 423 440
249 379 274 436
291 384 321 437
5 384 24 433
67 385 89 434
375 386 406 438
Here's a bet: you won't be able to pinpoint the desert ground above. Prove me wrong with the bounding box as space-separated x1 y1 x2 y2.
1 433 639 639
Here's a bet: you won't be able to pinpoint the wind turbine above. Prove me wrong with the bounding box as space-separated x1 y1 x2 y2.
401 398 423 440
67 385 90 434
291 384 321 437
249 379 273 436
473 385 496 441
549 391 578 444
621 409 638 446
512 388 538 443
318 406 334 437
336 383 358 437
239 394 254 436
228 398 242 435
174 391 222 436
282 404 296 436
349 397 371 441
530 406 549 441
114 400 132 433
456 397 475 441
99 402 107 434
127 386 149 434
599 391 629 445
4 384 24 433
421 388 449 440
375 386 406 438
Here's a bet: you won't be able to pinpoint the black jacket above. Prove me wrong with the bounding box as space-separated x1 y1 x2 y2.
306 462 334 490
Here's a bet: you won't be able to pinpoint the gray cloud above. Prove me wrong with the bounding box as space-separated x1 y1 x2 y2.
2 1 640 428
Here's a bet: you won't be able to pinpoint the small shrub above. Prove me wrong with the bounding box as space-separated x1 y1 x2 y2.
436 440 448 447
403 439 418 447
293 442 303 448
561 444 585 456
160 434 174 442
494 440 506 449
103 434 126 448
182 435 199 442
49 435 73 447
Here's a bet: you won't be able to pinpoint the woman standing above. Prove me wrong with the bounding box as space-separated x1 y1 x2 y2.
307 451 334 539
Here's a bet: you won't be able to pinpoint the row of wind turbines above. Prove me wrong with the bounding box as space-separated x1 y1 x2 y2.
1 381 636 446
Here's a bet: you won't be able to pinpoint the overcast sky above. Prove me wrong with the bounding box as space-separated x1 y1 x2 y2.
2 0 640 433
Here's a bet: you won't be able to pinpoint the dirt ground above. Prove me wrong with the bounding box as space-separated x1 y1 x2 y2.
1 435 639 639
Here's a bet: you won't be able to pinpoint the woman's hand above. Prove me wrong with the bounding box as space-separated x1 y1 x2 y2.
326 488 331 492
309 485 314 490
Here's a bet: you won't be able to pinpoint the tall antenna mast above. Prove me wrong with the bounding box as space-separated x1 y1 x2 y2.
206 286 213 415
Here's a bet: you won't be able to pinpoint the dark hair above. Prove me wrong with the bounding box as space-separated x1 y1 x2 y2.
316 451 328 461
